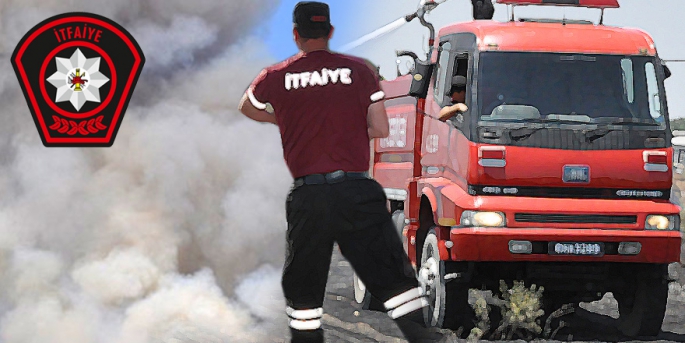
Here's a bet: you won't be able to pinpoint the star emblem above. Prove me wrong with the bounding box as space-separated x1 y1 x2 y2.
46 48 110 111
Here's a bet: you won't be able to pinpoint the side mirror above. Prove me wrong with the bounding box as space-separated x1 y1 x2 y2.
663 64 672 80
409 59 435 98
395 50 435 99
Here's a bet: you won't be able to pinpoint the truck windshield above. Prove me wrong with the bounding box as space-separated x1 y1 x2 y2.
478 52 666 127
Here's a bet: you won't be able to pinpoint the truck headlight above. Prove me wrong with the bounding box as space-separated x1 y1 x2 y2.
645 215 679 230
461 211 505 227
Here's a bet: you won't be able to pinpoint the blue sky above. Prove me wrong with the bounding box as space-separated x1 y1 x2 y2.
257 0 364 60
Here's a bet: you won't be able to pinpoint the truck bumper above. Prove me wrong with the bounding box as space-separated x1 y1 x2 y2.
449 228 681 263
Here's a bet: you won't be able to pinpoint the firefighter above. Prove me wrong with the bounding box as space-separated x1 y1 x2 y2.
239 2 454 342
439 75 468 122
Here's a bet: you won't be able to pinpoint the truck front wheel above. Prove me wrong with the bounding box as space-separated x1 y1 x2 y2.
353 209 409 311
614 266 669 337
352 272 385 311
419 228 474 334
353 272 368 304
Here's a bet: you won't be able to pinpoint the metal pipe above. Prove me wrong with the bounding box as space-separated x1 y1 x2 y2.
417 12 436 59
397 50 419 61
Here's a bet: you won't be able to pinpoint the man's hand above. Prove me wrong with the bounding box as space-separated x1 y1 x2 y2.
238 92 277 124
438 103 468 122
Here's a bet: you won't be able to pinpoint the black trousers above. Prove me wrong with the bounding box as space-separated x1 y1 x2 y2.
282 178 441 342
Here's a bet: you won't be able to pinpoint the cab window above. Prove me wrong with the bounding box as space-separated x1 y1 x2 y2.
621 58 634 103
645 62 662 119
434 41 452 104
452 54 469 104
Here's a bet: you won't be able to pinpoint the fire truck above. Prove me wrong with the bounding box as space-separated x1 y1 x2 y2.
353 0 681 337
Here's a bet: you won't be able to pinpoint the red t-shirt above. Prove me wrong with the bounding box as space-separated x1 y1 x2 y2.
247 50 385 178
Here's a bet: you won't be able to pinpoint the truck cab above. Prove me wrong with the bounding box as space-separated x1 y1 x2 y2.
365 0 681 338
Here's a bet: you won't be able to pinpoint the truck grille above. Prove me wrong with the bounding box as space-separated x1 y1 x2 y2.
514 213 637 224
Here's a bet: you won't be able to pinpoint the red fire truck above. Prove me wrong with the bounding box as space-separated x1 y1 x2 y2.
353 0 681 337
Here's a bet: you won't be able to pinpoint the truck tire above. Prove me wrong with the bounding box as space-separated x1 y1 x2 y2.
353 210 407 310
615 269 668 337
391 210 408 252
392 210 405 235
353 272 367 304
352 272 385 311
419 228 474 334
352 273 386 312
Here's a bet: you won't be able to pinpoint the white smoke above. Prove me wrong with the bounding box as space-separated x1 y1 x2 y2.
0 1 293 342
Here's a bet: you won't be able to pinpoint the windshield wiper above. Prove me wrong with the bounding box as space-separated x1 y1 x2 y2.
514 118 592 124
506 118 593 141
499 117 658 142
584 128 613 143
593 117 661 126
509 127 542 141
583 118 662 143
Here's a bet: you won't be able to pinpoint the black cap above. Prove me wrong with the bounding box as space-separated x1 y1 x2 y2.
452 75 467 87
293 1 332 39
449 75 467 95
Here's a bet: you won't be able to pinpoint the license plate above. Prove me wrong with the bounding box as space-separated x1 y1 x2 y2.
549 242 604 256
563 165 590 183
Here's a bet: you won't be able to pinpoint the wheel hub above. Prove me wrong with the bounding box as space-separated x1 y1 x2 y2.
419 257 439 296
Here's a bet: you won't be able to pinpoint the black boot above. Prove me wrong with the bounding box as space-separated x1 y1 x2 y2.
393 309 456 343
289 327 324 343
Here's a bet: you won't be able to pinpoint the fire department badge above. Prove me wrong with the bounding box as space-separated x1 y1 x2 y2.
12 12 145 147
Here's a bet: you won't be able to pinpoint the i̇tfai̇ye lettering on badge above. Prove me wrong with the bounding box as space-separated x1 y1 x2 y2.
12 12 145 147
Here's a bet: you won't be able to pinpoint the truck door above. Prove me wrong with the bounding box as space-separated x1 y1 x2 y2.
445 34 477 184
422 38 456 176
